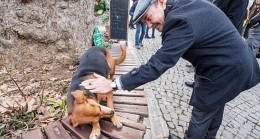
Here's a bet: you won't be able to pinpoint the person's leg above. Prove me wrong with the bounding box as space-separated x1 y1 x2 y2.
152 27 155 38
129 16 134 28
139 23 146 46
145 26 151 38
135 23 141 49
185 106 224 139
205 106 224 139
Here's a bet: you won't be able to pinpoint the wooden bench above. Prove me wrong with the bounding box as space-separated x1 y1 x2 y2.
11 45 149 139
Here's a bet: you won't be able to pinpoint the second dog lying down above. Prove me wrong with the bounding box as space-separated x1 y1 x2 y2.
67 45 126 139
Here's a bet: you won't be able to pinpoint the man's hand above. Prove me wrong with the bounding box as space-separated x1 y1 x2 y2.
80 73 112 94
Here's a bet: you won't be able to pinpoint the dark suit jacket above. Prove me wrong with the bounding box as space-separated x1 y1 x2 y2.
120 0 260 111
213 0 248 34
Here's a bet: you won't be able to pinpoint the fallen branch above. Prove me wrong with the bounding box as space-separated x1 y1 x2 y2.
0 103 8 109
3 66 28 109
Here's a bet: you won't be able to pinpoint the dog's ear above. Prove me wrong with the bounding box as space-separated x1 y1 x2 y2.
71 90 86 104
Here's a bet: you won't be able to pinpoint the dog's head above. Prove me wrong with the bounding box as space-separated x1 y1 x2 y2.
69 90 114 127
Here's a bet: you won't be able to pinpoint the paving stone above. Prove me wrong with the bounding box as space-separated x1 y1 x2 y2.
156 94 162 99
161 108 170 114
167 122 175 129
255 125 260 131
175 125 183 133
249 133 259 139
247 135 257 139
243 122 254 131
170 112 178 120
183 110 191 118
166 105 175 111
165 100 172 105
248 114 259 124
225 126 237 135
234 136 242 139
227 121 238 129
177 132 184 139
222 130 234 138
166 91 174 98
234 133 246 139
237 128 249 137
180 100 189 108
176 109 183 115
236 115 247 125
171 102 179 108
179 115 189 123
144 129 152 139
163 113 172 122
178 120 187 128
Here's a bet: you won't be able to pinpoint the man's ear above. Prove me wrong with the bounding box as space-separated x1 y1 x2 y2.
157 0 167 9
71 90 86 104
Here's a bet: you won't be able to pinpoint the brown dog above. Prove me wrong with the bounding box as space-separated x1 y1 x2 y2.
67 44 126 139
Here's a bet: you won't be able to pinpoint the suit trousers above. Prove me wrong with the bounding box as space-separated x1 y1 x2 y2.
185 105 225 139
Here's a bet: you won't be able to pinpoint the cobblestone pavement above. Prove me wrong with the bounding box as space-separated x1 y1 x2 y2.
127 29 260 139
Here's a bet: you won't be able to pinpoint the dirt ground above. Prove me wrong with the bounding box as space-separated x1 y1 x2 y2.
0 50 75 138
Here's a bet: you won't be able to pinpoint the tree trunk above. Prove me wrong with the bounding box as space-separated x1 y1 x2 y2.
0 0 95 78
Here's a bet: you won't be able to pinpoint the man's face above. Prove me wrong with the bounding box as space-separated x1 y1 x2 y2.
141 2 165 32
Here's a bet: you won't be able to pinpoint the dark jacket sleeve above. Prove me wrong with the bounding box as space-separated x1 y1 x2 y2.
120 18 194 91
243 11 260 38
248 12 260 26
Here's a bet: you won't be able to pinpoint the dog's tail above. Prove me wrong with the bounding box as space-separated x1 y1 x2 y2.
114 44 126 65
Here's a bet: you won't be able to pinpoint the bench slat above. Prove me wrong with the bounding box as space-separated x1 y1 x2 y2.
43 121 71 139
114 96 147 106
61 118 109 139
114 90 145 97
115 63 137 66
118 116 146 131
116 112 140 122
22 128 44 139
114 104 148 117
100 120 145 139
115 66 136 70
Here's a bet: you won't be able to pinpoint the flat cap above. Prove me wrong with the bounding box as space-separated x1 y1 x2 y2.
133 0 156 24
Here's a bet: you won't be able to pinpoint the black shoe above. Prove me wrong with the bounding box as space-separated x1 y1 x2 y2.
145 36 151 39
185 81 195 88
151 35 155 38
129 26 135 29
168 133 180 139
256 52 260 58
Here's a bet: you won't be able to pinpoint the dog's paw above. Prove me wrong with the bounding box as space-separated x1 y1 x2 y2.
111 115 123 129
89 129 101 139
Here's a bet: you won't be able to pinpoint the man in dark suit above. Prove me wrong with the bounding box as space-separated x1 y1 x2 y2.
81 0 260 138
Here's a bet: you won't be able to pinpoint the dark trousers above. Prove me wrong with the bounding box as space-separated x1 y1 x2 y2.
129 16 134 27
185 105 225 139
